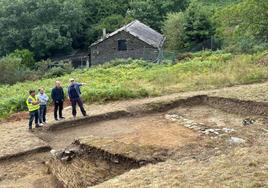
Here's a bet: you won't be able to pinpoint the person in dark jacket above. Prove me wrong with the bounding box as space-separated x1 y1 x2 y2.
51 81 65 120
68 78 87 118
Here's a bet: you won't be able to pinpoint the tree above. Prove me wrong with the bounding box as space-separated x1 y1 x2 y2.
95 15 133 34
215 0 268 52
183 0 215 50
128 0 188 31
30 24 72 58
0 0 84 59
81 0 130 46
163 12 186 51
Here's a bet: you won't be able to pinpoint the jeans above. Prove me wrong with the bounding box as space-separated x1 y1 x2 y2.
39 105 47 123
70 98 87 117
54 101 63 119
29 110 39 129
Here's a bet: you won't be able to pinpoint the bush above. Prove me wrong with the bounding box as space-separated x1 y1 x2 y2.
37 59 73 78
9 49 35 69
0 56 33 85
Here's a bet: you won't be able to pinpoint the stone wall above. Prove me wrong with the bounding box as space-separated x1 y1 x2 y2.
90 31 159 65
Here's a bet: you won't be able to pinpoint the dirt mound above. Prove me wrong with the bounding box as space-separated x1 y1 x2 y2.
256 53 268 66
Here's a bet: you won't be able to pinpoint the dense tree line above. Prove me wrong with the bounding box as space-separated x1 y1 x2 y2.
0 0 188 59
0 0 267 61
163 0 268 53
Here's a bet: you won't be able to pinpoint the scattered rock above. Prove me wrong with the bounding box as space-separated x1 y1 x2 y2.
222 128 235 133
165 112 236 137
50 149 64 159
50 146 79 162
229 137 246 144
242 118 255 126
111 158 119 163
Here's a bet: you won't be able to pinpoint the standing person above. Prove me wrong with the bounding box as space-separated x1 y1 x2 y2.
26 90 42 131
38 87 49 124
68 78 87 118
51 81 65 121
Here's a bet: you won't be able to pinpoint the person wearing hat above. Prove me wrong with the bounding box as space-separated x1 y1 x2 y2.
68 78 87 118
26 90 42 130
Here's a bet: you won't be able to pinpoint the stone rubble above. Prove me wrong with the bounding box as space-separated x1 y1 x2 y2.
50 144 81 162
165 113 236 137
229 137 246 144
242 118 256 126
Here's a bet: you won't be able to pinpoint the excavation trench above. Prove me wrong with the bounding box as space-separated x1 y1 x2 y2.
1 95 267 187
35 95 267 149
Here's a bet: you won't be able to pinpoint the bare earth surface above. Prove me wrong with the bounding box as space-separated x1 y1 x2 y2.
36 113 199 150
0 81 267 187
0 153 62 188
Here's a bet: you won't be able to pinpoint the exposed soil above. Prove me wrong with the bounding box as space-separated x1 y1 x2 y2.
36 113 199 150
48 138 167 188
37 103 263 187
0 152 63 188
1 82 268 188
257 53 268 66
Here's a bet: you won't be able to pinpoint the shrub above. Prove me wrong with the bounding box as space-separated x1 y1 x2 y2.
9 49 35 69
0 56 33 85
37 60 73 78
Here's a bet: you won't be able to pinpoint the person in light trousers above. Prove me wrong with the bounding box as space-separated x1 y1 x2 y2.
38 87 49 124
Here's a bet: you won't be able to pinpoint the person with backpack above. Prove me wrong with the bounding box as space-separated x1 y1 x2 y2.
51 81 65 121
68 78 87 118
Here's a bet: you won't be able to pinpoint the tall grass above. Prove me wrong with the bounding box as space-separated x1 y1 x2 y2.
0 52 267 118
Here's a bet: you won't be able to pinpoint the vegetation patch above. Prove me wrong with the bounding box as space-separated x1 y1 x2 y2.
0 52 268 119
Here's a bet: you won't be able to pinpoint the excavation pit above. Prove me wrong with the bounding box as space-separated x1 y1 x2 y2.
42 102 264 187
1 95 267 187
37 113 200 150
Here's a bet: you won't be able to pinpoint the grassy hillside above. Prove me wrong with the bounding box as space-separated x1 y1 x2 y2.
0 51 267 119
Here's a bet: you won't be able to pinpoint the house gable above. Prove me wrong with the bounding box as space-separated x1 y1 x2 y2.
90 30 159 65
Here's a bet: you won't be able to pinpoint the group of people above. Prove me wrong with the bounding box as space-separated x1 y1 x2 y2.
26 79 87 130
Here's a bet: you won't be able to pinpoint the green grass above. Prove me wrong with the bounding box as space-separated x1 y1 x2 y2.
0 52 268 119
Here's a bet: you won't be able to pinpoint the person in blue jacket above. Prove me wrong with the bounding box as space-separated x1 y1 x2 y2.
68 78 87 118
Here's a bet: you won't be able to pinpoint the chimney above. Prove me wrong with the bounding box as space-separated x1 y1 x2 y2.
102 28 106 38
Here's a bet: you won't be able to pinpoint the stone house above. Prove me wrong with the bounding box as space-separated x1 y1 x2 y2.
90 20 166 65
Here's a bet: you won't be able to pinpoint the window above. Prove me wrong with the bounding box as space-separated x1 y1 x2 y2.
118 39 127 51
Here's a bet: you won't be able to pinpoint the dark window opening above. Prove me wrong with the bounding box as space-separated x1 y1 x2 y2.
118 40 127 51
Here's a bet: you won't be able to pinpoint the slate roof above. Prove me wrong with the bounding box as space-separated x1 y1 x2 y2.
90 20 165 49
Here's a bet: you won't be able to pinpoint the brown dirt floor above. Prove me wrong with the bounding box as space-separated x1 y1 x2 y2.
94 135 268 188
0 152 63 188
0 81 268 187
36 113 199 150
